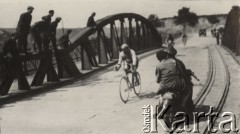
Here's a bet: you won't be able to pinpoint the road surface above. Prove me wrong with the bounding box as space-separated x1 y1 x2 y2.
0 33 222 134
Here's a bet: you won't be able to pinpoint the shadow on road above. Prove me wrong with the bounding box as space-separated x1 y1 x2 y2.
126 91 159 104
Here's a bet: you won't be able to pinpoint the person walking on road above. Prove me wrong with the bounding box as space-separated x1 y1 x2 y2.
216 32 220 45
182 33 188 46
16 6 34 54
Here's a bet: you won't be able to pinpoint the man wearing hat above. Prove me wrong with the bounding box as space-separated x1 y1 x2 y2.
115 44 139 73
41 10 54 51
0 33 30 95
164 47 196 114
43 10 54 27
16 6 34 54
155 47 184 95
49 17 61 51
30 17 48 52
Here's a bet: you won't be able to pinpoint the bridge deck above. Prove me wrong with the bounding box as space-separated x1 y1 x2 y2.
1 34 214 134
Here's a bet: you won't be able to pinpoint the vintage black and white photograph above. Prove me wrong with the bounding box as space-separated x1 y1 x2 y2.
0 0 240 133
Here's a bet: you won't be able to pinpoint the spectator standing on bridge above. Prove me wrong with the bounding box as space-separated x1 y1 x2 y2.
43 10 54 28
87 12 97 28
49 17 61 51
1 33 30 95
42 10 54 51
16 6 34 54
58 29 72 49
30 17 48 52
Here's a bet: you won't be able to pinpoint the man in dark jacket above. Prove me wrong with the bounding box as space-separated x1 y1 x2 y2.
43 10 54 28
49 17 61 51
87 12 96 27
164 47 195 114
0 33 30 95
58 29 72 49
42 10 54 51
16 6 34 54
30 17 48 52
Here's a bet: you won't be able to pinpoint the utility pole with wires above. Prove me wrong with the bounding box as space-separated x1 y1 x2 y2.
61 19 65 34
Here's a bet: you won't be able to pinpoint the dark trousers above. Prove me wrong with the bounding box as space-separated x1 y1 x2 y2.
31 32 43 52
50 36 57 51
18 34 28 53
216 38 220 45
41 32 50 51
0 59 30 95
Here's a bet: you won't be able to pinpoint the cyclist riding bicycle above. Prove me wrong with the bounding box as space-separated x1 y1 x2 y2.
166 34 174 47
115 44 139 74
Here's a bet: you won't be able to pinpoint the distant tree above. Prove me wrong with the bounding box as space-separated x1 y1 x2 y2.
207 15 220 27
174 7 198 33
148 14 165 28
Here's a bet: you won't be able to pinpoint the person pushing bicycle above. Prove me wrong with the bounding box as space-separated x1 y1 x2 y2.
115 44 139 74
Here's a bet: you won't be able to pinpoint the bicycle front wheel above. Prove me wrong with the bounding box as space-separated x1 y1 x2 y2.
119 77 129 103
133 72 141 96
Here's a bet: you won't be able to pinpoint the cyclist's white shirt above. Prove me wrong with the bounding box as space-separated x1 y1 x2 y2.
118 49 137 69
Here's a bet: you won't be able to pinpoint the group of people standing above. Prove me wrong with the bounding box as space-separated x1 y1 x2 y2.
16 6 72 54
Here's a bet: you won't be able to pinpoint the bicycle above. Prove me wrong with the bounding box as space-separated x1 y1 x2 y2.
115 66 141 103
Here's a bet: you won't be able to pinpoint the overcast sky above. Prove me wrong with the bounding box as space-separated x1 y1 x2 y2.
0 0 239 28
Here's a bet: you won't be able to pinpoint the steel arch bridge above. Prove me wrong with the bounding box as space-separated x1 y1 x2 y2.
0 13 162 96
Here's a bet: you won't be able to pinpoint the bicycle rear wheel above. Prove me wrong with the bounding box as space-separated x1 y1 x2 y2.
119 77 129 103
133 72 141 96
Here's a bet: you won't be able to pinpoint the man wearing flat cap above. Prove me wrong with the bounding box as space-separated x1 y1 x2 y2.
42 10 54 51
43 10 54 27
30 17 48 52
16 6 34 54
0 33 30 95
49 17 61 51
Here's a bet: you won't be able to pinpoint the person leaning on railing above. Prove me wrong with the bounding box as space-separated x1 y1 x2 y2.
58 29 72 49
30 16 48 53
49 17 62 51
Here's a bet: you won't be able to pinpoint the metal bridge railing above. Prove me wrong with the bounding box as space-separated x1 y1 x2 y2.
0 13 162 96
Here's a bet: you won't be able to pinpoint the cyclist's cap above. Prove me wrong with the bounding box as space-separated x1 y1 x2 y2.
121 44 129 50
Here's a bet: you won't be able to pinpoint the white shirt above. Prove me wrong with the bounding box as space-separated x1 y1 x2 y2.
117 49 137 68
